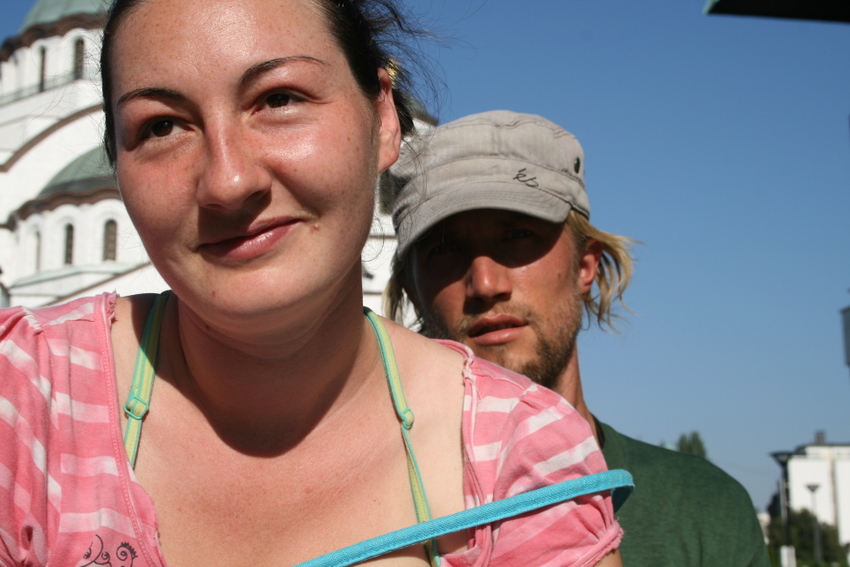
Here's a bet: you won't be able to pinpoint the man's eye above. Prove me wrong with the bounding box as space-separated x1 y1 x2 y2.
431 241 459 256
266 93 292 108
150 119 174 138
416 239 459 260
428 240 460 258
507 228 533 240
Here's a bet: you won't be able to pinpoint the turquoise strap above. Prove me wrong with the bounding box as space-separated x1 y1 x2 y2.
123 291 170 468
294 469 634 567
364 308 439 567
119 303 631 567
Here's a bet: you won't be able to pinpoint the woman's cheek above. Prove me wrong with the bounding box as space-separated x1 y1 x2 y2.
119 172 189 245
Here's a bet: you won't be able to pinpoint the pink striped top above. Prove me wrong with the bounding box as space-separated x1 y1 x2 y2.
0 294 620 567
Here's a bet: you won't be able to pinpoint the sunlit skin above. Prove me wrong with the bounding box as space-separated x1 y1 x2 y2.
111 0 396 339
409 209 603 437
104 0 620 564
107 0 475 564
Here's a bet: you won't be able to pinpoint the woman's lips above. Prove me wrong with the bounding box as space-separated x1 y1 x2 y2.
199 220 299 262
468 315 527 346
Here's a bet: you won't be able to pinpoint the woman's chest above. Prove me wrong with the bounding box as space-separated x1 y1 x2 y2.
134 419 437 566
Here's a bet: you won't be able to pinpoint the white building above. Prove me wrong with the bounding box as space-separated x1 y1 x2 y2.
0 0 427 313
779 431 850 548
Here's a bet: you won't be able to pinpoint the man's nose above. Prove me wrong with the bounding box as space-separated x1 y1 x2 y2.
465 254 512 303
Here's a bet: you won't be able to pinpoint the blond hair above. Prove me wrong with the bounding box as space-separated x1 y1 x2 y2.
565 210 635 331
384 210 636 332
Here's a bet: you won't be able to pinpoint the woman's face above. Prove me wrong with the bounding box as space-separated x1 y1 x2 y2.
110 0 400 328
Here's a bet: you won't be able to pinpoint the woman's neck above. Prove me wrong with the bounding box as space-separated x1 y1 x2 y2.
159 276 383 456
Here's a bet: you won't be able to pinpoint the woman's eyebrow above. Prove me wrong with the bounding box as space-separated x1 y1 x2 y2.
238 55 328 90
115 56 328 108
117 87 185 108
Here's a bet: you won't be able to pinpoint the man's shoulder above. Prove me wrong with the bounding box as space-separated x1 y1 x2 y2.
599 422 769 566
600 421 754 507
608 425 731 474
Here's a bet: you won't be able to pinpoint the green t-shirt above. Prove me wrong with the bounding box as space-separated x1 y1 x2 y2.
599 420 770 566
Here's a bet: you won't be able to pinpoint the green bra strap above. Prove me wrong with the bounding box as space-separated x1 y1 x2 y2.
123 291 171 468
121 301 439 563
364 308 440 567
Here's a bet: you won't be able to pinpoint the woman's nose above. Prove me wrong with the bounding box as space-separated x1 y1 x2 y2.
197 128 272 210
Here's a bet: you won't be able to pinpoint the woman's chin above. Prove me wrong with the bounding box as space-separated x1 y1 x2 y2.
171 266 360 334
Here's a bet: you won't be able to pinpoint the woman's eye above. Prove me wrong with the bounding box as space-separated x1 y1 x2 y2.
266 93 292 108
149 119 175 138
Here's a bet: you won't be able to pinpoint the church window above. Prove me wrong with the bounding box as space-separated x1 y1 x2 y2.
73 39 85 80
103 220 117 261
39 46 47 92
64 224 74 265
35 231 41 272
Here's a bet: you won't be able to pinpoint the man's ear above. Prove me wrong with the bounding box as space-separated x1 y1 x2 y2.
577 240 602 294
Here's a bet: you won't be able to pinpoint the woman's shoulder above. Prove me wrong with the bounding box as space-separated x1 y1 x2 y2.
0 293 118 357
381 319 469 384
0 292 122 437
458 352 599 468
432 338 581 417
382 323 601 475
380 322 586 435
0 293 119 403
0 292 117 451
425 343 621 566
0 292 115 329
110 293 160 339
0 293 159 567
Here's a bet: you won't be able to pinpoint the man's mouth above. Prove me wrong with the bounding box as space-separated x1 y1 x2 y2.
468 315 527 339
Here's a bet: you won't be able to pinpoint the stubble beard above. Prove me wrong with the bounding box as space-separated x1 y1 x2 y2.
420 292 584 391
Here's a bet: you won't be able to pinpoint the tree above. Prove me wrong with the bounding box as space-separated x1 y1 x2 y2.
676 431 707 458
766 495 848 567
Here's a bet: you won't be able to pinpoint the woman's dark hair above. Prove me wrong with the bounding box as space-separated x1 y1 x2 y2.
100 0 424 165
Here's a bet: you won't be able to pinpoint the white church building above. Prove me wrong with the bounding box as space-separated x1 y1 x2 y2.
0 0 422 313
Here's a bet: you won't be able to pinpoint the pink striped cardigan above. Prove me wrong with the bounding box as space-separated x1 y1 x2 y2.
0 293 620 566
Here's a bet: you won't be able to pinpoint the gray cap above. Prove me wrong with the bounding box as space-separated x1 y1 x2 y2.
390 110 589 258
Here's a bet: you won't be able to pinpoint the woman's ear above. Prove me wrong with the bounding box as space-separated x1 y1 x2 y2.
374 67 403 173
577 239 602 294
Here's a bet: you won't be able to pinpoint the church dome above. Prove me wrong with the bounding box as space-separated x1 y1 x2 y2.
38 146 115 199
21 0 109 34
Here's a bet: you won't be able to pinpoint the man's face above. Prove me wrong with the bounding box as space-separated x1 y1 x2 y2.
409 209 598 390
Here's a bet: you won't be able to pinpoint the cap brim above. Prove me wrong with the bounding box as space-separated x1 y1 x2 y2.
396 180 574 258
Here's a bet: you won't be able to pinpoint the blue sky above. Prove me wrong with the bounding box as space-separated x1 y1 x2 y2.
394 0 850 511
3 0 850 511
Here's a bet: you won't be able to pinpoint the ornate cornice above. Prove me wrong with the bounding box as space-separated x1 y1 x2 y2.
0 104 103 172
45 261 153 306
1 12 106 63
13 184 119 222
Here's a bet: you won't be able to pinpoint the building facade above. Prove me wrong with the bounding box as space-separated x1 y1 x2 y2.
0 0 422 313
778 431 850 550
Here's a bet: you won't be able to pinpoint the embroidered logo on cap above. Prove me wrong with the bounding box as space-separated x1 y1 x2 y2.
513 168 538 187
